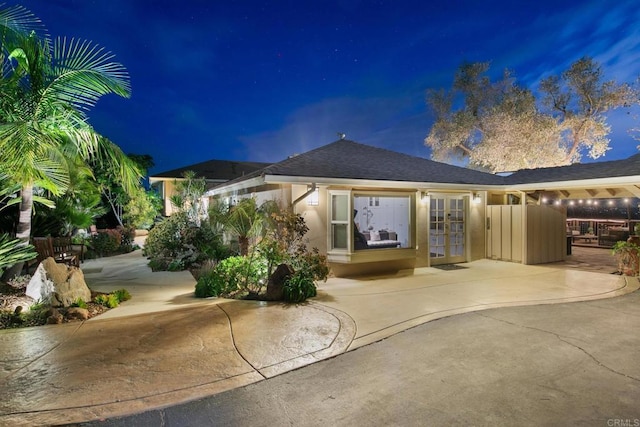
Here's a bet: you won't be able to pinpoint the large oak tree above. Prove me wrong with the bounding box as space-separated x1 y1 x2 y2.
425 58 638 172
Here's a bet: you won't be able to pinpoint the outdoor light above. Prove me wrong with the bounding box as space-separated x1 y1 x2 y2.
541 197 547 203
472 193 481 204
421 191 429 204
307 187 319 206
555 200 562 206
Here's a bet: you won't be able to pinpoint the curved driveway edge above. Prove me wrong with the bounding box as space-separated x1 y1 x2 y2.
0 300 354 426
0 251 637 425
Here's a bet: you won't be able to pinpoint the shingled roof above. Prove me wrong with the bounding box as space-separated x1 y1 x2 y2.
504 153 640 185
153 159 271 181
211 140 640 192
257 140 505 185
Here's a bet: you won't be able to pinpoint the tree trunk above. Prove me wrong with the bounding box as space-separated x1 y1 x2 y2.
5 184 35 279
16 184 33 245
238 236 249 256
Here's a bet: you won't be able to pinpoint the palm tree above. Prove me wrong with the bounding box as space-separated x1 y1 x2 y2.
0 5 140 258
224 198 273 256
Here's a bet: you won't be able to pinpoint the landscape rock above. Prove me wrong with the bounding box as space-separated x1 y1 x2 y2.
46 308 63 324
66 307 89 321
265 263 294 301
26 258 91 307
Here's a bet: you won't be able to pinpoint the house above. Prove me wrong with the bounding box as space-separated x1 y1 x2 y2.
206 139 640 277
150 159 271 216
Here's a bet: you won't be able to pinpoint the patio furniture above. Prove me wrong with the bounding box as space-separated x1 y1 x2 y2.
32 237 79 268
51 236 83 265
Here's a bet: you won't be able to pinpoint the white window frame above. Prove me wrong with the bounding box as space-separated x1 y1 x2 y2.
328 190 351 253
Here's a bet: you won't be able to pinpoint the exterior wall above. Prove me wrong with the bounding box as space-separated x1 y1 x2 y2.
487 205 523 262
156 180 177 216
292 184 327 254
415 194 430 268
469 192 487 262
524 205 567 264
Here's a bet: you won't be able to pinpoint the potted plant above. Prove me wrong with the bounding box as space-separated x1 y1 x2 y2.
628 223 640 245
611 240 640 276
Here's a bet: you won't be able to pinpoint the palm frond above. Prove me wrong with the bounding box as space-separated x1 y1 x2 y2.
0 4 48 49
45 37 130 111
94 137 142 195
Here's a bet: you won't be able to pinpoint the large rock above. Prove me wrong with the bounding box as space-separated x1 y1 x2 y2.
264 263 294 301
26 258 91 307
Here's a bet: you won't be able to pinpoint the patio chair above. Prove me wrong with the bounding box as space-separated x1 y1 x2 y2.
32 237 78 268
51 236 83 266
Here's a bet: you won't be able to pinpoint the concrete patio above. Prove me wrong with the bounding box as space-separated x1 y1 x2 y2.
0 247 637 425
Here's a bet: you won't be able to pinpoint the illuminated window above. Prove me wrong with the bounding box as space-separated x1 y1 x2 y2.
353 194 411 250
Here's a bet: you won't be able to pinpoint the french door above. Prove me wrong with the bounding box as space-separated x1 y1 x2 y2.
429 195 467 265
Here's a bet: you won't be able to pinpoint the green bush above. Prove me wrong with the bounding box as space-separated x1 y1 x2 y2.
90 230 121 256
113 288 131 302
93 289 130 308
143 212 229 271
71 298 87 309
93 294 109 306
108 294 120 308
195 268 228 298
194 255 266 298
283 267 318 303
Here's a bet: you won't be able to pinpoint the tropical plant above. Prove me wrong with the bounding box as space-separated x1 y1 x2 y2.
283 267 317 303
143 211 227 271
0 4 140 274
170 170 207 226
194 255 267 298
0 233 36 277
224 198 276 256
611 240 640 276
122 186 159 230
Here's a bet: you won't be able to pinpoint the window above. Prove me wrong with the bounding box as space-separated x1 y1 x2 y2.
353 194 411 250
329 191 350 250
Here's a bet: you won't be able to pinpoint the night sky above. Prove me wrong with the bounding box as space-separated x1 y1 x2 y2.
14 0 640 174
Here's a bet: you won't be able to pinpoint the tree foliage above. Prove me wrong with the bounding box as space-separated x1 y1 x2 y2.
0 4 139 252
425 58 639 172
169 171 207 226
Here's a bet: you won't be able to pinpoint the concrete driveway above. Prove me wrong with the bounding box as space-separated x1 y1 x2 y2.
0 249 637 425
87 289 640 426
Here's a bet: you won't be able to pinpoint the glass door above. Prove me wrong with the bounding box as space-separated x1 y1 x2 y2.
429 195 467 265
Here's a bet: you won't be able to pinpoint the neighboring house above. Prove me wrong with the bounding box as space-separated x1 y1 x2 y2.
206 139 640 277
150 159 271 216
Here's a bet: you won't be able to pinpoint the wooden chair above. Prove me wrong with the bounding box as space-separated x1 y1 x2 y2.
51 236 83 266
32 237 78 267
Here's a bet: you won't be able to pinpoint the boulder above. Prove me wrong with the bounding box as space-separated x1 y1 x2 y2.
26 258 91 307
66 307 89 321
264 263 294 301
46 308 63 324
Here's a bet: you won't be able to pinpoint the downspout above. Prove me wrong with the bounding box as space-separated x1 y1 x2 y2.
292 183 316 206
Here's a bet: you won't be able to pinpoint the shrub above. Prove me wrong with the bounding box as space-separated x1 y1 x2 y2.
195 268 228 298
113 288 131 302
93 294 109 306
90 230 121 256
144 212 229 271
283 267 317 303
71 298 87 309
194 255 266 298
106 294 120 308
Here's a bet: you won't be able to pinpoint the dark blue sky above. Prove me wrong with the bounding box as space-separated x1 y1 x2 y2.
17 0 640 174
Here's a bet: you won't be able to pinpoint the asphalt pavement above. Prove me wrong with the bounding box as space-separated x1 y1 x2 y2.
80 288 640 426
